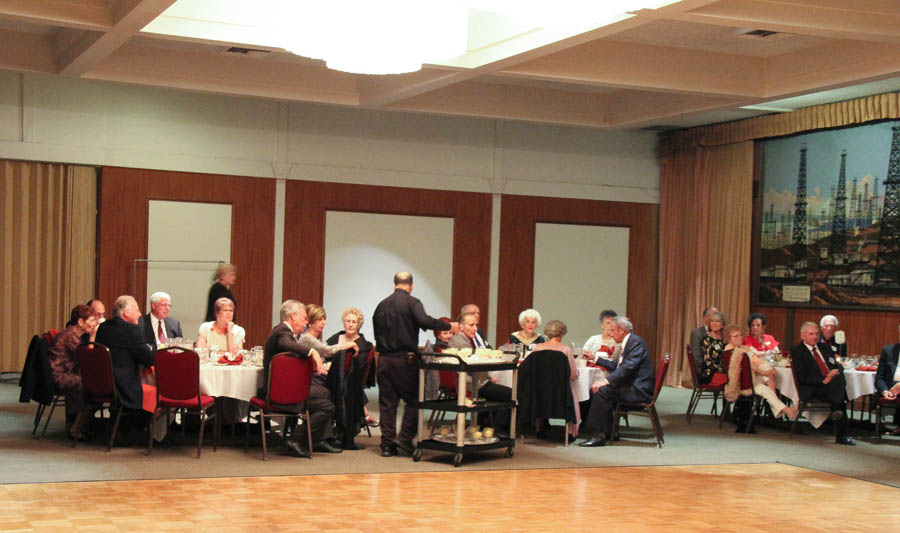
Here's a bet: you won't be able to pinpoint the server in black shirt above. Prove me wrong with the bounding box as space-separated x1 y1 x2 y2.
373 271 458 457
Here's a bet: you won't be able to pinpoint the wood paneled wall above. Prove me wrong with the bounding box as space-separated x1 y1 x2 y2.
283 180 492 327
98 167 275 347
753 305 899 355
1 161 96 372
497 195 659 354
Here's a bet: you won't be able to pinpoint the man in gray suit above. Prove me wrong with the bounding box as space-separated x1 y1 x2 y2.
138 291 183 351
689 306 718 371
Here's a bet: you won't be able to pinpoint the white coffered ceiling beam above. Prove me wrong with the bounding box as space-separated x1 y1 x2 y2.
0 28 55 73
0 0 111 31
54 0 177 77
672 0 900 43
500 41 765 99
604 90 745 127
386 81 609 128
85 43 361 105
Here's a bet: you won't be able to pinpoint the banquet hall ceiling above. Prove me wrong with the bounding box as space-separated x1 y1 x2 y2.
1 0 899 130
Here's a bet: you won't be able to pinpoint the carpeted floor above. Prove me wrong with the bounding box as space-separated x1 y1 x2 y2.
2 383 898 486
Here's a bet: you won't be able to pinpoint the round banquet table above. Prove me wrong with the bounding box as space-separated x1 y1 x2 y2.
774 366 876 428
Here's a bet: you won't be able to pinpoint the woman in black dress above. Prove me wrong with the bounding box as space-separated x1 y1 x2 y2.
205 263 236 321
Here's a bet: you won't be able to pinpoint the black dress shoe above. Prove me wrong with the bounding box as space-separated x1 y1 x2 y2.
381 443 398 457
835 436 855 446
342 440 365 450
578 436 607 447
395 440 415 455
284 440 310 458
313 440 343 453
830 410 844 421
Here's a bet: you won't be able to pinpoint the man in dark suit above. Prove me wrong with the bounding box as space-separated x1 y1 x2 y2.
138 291 183 351
689 306 717 372
460 304 489 348
790 321 854 445
95 295 155 411
580 316 655 447
875 330 900 434
260 300 339 457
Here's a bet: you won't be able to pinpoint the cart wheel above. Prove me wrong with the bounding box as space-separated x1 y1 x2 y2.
453 453 463 467
505 447 514 458
412 448 423 462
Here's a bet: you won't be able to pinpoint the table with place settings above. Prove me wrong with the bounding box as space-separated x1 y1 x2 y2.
774 366 877 428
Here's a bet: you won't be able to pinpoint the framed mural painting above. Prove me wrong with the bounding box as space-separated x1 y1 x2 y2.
756 119 900 309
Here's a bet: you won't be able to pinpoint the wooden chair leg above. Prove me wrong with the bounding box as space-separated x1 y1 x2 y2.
647 406 663 448
39 396 61 439
717 400 731 429
259 411 268 461
197 410 207 459
305 411 313 460
32 403 46 436
107 407 123 453
875 404 882 440
745 397 759 434
146 409 157 456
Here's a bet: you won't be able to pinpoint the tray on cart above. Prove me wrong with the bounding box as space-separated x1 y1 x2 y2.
431 433 500 445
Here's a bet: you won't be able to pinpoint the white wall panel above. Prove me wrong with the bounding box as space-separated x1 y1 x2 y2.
0 71 19 142
532 223 629 346
322 211 454 346
147 200 232 341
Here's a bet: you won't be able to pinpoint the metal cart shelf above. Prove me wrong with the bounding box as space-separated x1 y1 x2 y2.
414 351 519 467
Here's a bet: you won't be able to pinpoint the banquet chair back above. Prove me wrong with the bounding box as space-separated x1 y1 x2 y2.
611 352 670 448
517 349 576 446
147 347 218 458
73 342 127 452
787 354 833 435
685 344 723 423
20 332 65 439
717 349 760 432
245 353 314 460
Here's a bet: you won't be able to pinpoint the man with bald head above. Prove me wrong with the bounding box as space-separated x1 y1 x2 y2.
373 271 458 457
95 295 155 411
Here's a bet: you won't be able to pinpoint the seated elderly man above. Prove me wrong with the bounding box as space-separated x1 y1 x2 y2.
138 291 183 351
459 304 488 347
450 312 511 434
790 321 854 445
260 300 339 457
817 314 846 359
580 317 655 447
875 326 900 435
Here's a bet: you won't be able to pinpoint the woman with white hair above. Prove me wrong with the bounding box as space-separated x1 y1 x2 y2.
509 308 546 346
818 314 846 359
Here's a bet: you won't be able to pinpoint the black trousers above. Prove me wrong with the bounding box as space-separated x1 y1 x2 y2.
806 375 848 438
377 354 418 446
585 385 647 438
477 381 512 431
303 384 335 443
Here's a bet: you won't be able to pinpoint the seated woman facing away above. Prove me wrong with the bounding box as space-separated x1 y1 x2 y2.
48 304 100 437
699 311 728 386
530 319 580 439
509 308 546 346
196 297 245 352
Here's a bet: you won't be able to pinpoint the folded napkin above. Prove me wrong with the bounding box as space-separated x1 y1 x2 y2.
218 354 243 365
598 345 615 355
855 365 876 372
586 362 601 368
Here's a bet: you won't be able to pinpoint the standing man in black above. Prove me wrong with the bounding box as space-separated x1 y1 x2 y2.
373 271 458 457
790 321 854 445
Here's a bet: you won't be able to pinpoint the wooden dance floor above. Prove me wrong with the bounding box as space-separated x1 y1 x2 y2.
1 463 896 532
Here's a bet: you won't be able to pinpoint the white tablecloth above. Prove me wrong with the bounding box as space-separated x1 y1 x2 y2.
774 367 876 428
198 362 264 401
490 364 607 402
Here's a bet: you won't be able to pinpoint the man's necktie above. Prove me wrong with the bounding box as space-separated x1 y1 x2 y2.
812 346 829 377
158 320 167 345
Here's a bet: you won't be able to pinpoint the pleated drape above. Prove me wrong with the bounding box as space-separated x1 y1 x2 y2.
0 160 97 372
656 142 754 386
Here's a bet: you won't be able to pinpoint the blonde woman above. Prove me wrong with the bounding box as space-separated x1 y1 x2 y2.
205 263 237 322
196 298 245 352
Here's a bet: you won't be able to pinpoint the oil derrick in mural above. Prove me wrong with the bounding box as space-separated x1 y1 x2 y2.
829 150 848 265
875 125 900 287
791 143 809 280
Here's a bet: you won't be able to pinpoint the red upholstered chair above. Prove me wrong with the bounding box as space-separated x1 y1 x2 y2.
72 342 137 452
611 353 670 448
245 353 314 460
685 345 724 423
147 347 218 458
717 349 761 432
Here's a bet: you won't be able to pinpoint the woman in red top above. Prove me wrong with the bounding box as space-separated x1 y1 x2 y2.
743 312 779 353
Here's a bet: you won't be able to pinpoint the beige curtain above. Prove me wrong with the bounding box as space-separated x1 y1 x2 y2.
657 142 754 386
660 91 900 153
0 160 97 373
